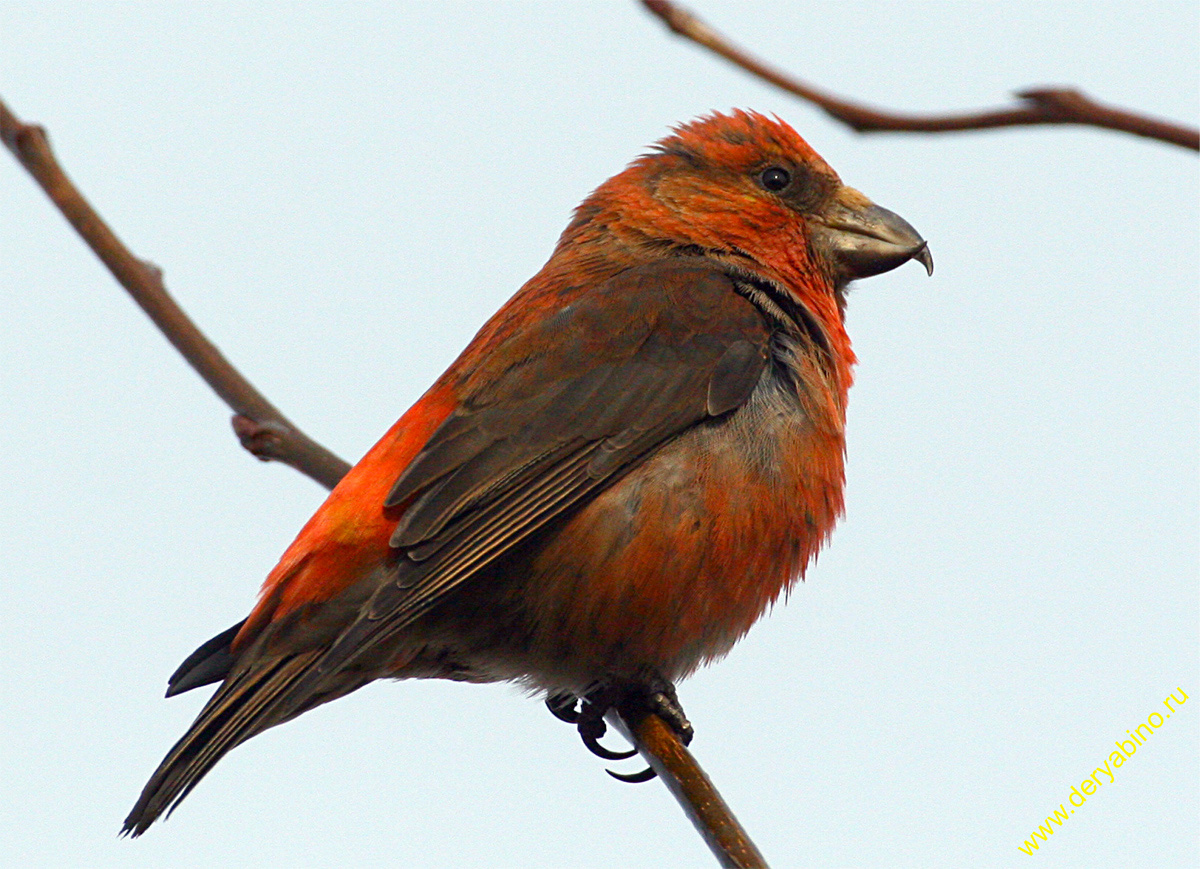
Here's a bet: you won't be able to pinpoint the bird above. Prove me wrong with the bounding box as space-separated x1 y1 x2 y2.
123 109 931 835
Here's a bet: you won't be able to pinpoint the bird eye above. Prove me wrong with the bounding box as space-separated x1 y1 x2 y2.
759 167 791 192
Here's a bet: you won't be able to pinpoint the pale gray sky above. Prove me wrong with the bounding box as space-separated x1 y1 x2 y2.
1 2 1196 867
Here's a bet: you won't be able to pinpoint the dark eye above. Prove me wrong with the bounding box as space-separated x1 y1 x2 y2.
759 166 791 192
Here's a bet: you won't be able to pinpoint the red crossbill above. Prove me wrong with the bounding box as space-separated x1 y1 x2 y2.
125 109 930 834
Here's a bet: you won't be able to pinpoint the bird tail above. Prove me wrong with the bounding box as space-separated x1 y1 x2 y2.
121 650 319 836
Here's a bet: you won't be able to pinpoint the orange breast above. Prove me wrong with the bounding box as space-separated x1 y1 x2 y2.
518 364 846 688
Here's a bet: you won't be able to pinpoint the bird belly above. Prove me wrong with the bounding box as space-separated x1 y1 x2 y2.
422 368 847 693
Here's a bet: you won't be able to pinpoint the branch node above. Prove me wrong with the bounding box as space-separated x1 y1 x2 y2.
141 259 165 284
231 414 289 462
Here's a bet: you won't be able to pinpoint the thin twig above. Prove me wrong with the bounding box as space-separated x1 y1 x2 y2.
608 707 768 868
0 98 352 489
642 0 1199 151
2 95 759 867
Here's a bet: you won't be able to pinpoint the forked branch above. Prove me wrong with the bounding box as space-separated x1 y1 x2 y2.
0 99 352 490
642 0 1199 151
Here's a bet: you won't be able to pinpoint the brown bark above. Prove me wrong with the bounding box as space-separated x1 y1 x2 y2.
642 0 1199 151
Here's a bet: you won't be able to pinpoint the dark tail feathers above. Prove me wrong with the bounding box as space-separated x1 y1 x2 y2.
166 620 244 697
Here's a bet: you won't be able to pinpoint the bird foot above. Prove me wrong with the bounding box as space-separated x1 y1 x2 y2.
639 679 694 746
544 677 693 783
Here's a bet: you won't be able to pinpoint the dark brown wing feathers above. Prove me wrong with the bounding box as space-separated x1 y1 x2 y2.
124 259 771 834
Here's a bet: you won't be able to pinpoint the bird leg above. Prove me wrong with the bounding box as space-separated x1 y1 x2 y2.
545 685 639 761
635 677 694 747
544 676 694 783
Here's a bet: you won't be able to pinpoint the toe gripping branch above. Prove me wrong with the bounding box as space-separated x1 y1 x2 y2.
546 683 694 784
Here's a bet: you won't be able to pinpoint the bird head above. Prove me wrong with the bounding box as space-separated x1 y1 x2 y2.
566 109 931 297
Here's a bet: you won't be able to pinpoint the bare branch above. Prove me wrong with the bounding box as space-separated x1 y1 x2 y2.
609 707 769 868
2 94 761 866
0 97 353 489
642 0 1199 151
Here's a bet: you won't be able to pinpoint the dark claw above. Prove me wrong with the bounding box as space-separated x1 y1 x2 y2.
607 766 657 784
543 678 690 784
545 693 580 724
580 723 638 761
